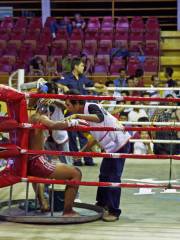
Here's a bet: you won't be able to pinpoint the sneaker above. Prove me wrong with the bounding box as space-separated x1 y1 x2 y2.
73 160 83 166
84 162 97 166
102 212 119 222
74 198 82 203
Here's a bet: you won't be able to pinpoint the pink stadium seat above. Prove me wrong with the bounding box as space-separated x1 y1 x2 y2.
93 64 108 83
127 56 140 75
145 43 159 57
101 16 114 31
68 41 82 56
85 28 99 40
130 16 144 32
28 17 42 32
143 57 158 73
109 62 125 75
116 17 129 32
0 63 13 73
44 16 56 28
70 28 84 40
83 41 97 55
0 17 14 32
95 54 110 68
38 31 52 46
4 43 18 56
114 31 128 48
129 32 144 50
98 40 112 55
146 17 160 32
14 17 28 32
145 31 160 44
55 29 69 40
87 17 101 30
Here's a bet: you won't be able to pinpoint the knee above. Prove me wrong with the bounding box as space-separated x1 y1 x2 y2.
74 167 82 180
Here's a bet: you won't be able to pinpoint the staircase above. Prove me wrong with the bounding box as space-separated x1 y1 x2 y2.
160 31 180 82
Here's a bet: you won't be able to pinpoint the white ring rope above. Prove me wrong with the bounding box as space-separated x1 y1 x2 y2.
130 139 180 144
101 104 180 109
86 87 180 91
119 121 180 126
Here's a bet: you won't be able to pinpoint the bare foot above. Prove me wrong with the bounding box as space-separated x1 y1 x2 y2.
63 210 80 217
40 199 50 212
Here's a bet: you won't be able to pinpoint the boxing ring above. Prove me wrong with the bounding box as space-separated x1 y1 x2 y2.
0 83 180 224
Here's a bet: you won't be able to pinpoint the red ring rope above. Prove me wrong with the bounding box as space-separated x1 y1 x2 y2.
28 176 180 189
27 92 180 103
25 149 180 160
1 120 180 132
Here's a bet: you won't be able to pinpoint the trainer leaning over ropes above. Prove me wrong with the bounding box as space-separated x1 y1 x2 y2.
65 89 131 222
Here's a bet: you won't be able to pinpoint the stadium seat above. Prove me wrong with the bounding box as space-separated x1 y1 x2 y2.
127 56 141 75
116 17 129 32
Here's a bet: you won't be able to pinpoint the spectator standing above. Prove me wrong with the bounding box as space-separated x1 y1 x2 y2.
56 57 104 166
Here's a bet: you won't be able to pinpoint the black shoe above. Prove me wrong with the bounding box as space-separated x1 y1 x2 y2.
84 162 97 166
73 160 83 166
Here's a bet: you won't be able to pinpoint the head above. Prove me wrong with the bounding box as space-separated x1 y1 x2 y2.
119 68 126 79
119 111 128 121
165 67 173 78
39 81 58 94
141 92 151 105
74 13 81 21
80 53 88 63
151 74 160 87
127 76 135 87
105 80 114 95
165 94 176 106
65 89 85 113
135 68 144 79
71 57 85 75
140 131 150 139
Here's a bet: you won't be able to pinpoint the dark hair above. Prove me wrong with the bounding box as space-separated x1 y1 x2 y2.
165 94 174 98
105 80 114 87
66 89 85 105
45 82 58 94
120 111 128 118
121 90 129 96
127 76 134 82
151 74 158 82
135 68 144 78
138 117 149 122
119 68 126 73
141 91 151 97
165 67 173 77
71 57 82 71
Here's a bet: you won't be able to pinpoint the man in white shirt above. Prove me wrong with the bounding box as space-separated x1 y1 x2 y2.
65 89 131 222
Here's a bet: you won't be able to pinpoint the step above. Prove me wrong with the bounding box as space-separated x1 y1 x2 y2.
160 56 180 66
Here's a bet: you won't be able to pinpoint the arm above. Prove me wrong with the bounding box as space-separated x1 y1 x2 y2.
39 115 87 130
39 115 69 130
67 104 105 123
73 114 101 123
81 136 97 152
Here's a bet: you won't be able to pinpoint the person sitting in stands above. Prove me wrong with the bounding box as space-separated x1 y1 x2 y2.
72 13 86 30
50 16 73 38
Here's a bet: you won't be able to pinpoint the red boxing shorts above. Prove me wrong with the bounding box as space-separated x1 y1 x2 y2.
28 155 56 178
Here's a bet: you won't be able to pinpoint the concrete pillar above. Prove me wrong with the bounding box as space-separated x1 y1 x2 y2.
41 0 51 26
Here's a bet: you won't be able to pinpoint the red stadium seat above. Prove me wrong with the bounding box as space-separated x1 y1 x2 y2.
114 31 128 48
127 56 140 75
146 17 160 32
143 57 159 73
116 17 129 32
130 16 144 32
145 43 159 57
